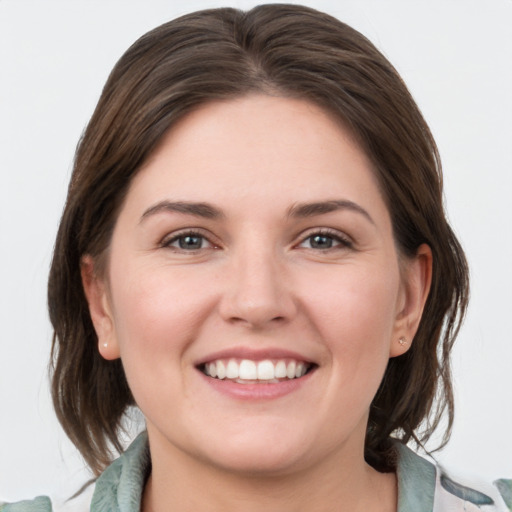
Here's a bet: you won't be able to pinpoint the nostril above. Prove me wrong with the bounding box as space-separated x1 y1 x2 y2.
228 314 287 327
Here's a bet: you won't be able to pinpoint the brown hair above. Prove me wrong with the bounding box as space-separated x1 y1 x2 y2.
48 4 469 475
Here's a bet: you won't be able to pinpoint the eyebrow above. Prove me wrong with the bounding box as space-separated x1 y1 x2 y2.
140 199 374 224
287 200 375 225
140 201 224 222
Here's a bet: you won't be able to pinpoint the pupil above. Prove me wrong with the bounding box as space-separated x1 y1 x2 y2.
179 235 202 250
311 235 332 249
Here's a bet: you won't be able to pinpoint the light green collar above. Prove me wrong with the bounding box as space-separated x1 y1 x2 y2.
91 431 150 511
92 433 437 512
395 442 436 512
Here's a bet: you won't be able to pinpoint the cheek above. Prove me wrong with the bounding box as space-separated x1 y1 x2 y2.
107 261 217 418
302 262 400 360
108 260 215 362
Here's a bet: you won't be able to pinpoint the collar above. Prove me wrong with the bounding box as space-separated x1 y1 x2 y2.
395 442 436 512
91 431 150 511
92 432 437 512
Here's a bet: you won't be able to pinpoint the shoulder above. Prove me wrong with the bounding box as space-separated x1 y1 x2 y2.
434 471 512 512
394 442 512 512
0 484 94 512
0 497 52 512
0 432 148 512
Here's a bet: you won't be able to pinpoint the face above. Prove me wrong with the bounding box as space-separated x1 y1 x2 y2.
84 95 429 476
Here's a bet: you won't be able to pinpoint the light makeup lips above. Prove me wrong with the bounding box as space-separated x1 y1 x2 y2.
197 350 316 385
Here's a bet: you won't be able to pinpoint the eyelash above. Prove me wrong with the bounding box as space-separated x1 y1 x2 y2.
160 228 353 253
296 228 353 251
160 229 217 252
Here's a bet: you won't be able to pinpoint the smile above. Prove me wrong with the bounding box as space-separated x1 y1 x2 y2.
202 359 312 383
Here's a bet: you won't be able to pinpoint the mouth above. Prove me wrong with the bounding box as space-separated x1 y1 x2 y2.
199 358 315 384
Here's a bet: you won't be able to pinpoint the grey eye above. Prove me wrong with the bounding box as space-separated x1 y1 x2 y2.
298 231 352 251
308 234 335 249
177 234 205 250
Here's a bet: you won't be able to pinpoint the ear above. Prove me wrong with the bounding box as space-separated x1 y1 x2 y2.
80 255 121 360
390 244 433 357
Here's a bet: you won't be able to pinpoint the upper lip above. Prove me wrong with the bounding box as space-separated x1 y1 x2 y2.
195 347 316 367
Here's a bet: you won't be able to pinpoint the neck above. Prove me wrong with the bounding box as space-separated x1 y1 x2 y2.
142 435 397 512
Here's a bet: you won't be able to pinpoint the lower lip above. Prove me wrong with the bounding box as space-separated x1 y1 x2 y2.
198 369 315 400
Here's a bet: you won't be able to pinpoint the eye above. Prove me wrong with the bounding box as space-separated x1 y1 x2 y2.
298 230 352 250
162 231 215 251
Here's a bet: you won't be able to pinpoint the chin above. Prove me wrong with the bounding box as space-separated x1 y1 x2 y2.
204 444 308 476
186 420 320 477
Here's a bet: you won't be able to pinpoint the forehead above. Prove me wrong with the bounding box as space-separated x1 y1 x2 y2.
126 94 388 219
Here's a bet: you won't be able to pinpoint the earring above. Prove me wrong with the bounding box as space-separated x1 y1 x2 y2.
398 337 407 346
103 342 108 348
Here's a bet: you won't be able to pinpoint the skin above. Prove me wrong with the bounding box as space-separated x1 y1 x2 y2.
82 95 432 512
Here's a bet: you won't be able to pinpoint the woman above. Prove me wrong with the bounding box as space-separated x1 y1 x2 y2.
1 4 510 511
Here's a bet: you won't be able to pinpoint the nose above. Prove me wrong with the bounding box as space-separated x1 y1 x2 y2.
218 245 297 329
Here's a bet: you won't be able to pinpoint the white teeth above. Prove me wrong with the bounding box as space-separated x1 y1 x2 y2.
216 360 226 379
239 360 257 380
275 360 287 378
203 358 310 381
226 360 239 379
257 360 275 380
286 361 296 379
